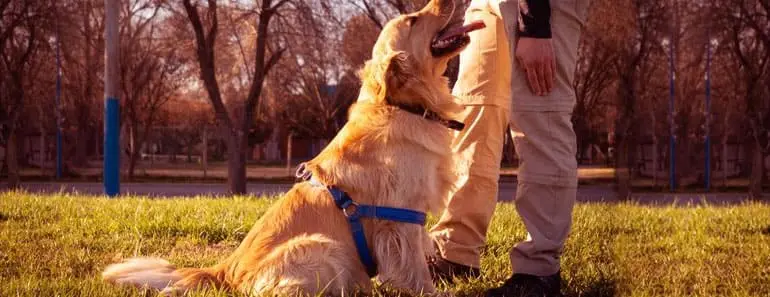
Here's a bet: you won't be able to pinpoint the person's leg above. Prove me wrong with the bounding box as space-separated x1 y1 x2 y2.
507 0 589 277
485 0 588 296
428 0 511 278
509 112 577 276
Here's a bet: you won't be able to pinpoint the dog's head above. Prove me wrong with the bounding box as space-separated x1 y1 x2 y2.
359 0 485 117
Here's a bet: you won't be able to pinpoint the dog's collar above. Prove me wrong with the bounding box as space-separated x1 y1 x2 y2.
387 98 465 131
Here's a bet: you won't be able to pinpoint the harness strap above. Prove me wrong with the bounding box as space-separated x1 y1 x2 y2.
296 164 427 278
327 186 378 277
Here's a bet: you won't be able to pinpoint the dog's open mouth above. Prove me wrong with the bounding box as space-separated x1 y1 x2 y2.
430 20 486 57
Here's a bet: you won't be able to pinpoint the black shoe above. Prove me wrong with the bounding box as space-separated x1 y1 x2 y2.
484 272 563 297
426 254 481 284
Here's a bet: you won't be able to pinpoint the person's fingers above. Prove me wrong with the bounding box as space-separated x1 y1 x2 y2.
543 57 554 94
526 62 542 95
537 61 549 96
551 58 557 92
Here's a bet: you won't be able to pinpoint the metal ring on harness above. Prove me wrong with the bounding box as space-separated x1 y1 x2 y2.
342 202 360 219
295 163 312 180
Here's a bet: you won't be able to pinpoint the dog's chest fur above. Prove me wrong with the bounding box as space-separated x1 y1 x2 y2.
306 101 457 213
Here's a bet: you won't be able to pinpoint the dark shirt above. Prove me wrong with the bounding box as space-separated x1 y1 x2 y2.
518 0 551 38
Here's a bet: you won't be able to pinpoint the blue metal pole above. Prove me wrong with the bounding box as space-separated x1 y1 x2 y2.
705 34 712 191
55 27 62 179
669 38 676 191
104 0 120 196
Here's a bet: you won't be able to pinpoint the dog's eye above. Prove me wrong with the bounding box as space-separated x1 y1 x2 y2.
407 16 418 26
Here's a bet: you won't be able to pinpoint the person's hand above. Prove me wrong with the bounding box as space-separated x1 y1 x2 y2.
515 37 555 96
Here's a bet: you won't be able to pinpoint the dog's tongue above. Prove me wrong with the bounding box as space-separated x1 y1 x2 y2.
436 20 486 41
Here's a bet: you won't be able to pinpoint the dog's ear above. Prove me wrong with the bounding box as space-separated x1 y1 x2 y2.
359 51 411 103
382 51 411 97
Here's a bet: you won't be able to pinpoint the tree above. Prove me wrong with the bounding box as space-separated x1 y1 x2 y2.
712 0 770 198
341 14 380 69
179 0 288 194
0 0 52 187
592 0 667 197
344 0 428 29
270 2 357 141
161 98 215 164
119 1 184 179
573 27 618 165
53 0 105 168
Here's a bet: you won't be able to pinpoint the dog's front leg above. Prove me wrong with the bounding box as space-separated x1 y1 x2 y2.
373 224 436 295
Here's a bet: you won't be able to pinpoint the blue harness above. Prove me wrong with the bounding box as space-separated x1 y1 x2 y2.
296 164 427 277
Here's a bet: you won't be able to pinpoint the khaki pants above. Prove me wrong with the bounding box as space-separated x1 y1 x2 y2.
429 0 588 276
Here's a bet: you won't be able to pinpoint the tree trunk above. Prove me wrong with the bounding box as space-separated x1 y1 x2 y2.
74 124 89 167
615 73 636 200
286 131 293 173
187 143 193 163
95 128 101 160
749 140 764 200
76 0 94 168
202 127 208 179
226 130 247 194
0 151 6 178
39 125 46 176
722 139 728 187
127 125 139 180
652 136 658 187
704 138 712 190
6 130 20 189
676 117 692 187
615 135 630 200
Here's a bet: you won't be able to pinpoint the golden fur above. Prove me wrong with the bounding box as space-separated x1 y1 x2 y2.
103 0 471 295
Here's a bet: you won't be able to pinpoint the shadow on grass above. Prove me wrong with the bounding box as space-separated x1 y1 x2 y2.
762 225 770 236
0 212 7 222
454 278 617 297
566 277 617 297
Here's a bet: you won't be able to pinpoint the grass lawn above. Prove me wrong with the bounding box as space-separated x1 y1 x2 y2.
1 191 769 297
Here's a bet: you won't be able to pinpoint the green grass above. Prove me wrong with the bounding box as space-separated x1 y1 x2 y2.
1 191 769 297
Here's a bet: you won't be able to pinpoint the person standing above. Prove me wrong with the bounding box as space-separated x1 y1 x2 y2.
427 0 590 296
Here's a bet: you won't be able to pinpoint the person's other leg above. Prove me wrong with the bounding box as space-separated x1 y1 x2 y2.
485 0 589 296
428 0 511 279
508 0 589 277
509 112 577 276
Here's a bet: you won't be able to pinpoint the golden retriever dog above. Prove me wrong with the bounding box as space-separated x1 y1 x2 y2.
102 0 484 295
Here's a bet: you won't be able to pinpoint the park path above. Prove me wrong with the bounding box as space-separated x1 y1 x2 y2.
10 182 759 205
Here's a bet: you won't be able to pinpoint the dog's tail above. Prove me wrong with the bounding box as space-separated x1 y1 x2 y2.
102 258 224 294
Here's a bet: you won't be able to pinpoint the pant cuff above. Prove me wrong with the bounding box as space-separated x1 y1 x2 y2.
432 233 482 268
510 252 561 276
